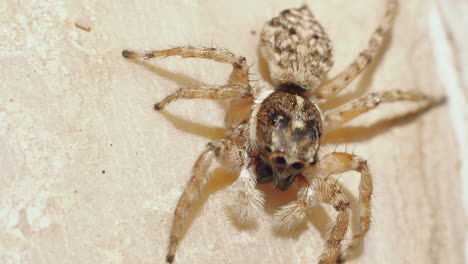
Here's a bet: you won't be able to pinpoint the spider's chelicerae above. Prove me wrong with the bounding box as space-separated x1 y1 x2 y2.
123 0 442 263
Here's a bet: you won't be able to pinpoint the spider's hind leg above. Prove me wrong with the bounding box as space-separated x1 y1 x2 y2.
316 0 398 99
323 90 444 130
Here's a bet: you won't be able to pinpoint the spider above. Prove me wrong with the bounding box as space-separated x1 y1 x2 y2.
122 0 442 263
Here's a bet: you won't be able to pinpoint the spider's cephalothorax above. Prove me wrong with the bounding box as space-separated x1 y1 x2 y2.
123 0 442 263
254 91 322 190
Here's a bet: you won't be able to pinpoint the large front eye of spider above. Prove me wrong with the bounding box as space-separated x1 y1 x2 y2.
268 152 288 169
270 114 289 129
290 160 306 170
266 151 307 171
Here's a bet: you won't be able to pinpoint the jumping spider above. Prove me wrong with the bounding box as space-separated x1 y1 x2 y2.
122 0 442 263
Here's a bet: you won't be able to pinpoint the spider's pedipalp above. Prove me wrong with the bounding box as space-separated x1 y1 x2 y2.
227 165 265 226
273 185 315 231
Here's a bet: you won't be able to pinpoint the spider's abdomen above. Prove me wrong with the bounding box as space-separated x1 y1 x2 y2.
260 5 334 91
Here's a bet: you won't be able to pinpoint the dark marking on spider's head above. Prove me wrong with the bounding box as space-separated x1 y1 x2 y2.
277 82 308 95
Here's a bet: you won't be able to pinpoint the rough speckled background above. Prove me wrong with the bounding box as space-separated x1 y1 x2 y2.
1 0 466 263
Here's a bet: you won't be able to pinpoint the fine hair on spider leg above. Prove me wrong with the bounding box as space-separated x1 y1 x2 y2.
121 0 444 263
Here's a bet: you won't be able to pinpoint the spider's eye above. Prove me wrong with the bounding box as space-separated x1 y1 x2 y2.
270 116 279 125
265 146 272 152
270 114 290 129
274 157 286 165
291 162 305 170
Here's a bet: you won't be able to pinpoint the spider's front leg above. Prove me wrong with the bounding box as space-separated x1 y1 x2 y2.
166 139 242 263
122 46 249 84
323 90 444 130
312 152 372 262
316 0 398 99
152 83 250 110
122 46 251 110
309 177 350 264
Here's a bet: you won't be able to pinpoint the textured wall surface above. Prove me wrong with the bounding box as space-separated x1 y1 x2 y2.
1 0 465 263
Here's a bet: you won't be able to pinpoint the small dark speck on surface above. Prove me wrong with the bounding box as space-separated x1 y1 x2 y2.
101 170 106 174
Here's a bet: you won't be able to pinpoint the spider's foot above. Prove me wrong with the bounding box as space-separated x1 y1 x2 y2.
431 95 447 106
166 254 175 263
337 250 350 264
154 102 163 111
122 49 150 59
336 256 346 264
273 201 307 232
122 49 135 58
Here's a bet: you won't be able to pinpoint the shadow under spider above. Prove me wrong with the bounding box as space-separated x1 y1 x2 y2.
257 182 334 240
129 58 228 140
192 168 359 244
128 58 204 88
255 177 361 247
159 110 226 140
134 34 442 259
175 168 237 245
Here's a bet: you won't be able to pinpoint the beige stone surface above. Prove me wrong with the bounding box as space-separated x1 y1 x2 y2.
0 0 465 263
